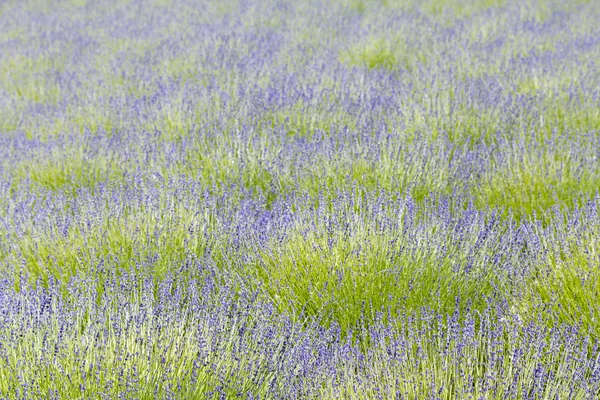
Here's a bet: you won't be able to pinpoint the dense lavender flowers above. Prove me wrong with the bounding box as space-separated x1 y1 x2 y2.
1 268 600 399
0 0 599 398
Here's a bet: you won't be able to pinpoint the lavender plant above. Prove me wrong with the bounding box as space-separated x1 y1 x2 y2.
1 269 599 399
0 0 599 398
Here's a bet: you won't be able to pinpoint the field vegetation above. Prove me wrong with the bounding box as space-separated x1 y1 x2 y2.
0 0 599 398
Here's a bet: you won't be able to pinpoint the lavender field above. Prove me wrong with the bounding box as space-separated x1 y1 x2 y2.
1 0 599 398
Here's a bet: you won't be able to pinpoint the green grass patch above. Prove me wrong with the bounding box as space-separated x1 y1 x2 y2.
9 148 124 193
340 35 428 71
522 219 600 336
472 141 600 222
0 199 220 292
240 214 504 336
421 0 506 19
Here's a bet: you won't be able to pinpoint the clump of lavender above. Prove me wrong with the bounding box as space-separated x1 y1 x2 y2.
0 268 599 399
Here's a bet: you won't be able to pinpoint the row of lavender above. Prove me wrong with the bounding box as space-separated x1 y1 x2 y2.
1 0 600 398
1 182 599 397
1 267 599 399
1 0 599 221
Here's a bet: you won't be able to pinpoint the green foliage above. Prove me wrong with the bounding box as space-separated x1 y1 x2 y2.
341 38 399 70
241 215 503 336
8 146 124 193
1 0 599 395
472 142 600 223
0 282 277 399
421 0 506 19
0 197 220 292
0 54 65 106
523 220 600 336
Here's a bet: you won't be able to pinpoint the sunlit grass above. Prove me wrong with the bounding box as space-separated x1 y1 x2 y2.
472 139 600 222
0 190 222 292
239 201 509 336
521 212 600 335
1 0 599 396
0 276 283 399
8 144 124 192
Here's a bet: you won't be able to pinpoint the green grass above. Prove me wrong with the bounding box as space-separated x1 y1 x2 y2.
522 216 600 335
7 143 125 193
0 278 280 399
472 140 600 223
0 54 65 106
0 194 222 292
341 37 400 70
240 209 506 336
421 0 506 19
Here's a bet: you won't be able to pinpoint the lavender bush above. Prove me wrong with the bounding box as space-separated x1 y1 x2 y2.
1 0 599 398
